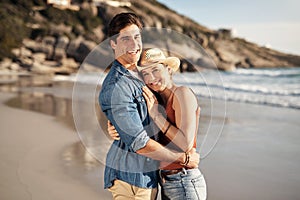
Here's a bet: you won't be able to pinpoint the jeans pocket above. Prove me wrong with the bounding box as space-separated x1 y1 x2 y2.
191 174 207 200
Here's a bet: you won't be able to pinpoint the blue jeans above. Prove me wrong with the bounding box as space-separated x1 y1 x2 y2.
159 168 207 200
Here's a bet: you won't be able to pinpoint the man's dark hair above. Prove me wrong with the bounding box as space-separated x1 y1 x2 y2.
108 12 143 39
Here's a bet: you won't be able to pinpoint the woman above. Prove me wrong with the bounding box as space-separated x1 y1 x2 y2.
108 48 207 200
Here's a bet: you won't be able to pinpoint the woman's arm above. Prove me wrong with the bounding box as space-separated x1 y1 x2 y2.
143 86 199 152
153 104 199 152
168 86 199 151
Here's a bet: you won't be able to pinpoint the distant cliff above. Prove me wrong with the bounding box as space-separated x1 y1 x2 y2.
1 0 300 75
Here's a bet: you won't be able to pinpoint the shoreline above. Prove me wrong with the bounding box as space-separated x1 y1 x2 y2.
1 81 300 199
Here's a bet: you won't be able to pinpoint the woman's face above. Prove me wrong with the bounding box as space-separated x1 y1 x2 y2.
141 63 172 92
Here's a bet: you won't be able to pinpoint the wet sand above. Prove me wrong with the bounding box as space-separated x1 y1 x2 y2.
0 92 111 200
1 79 300 199
201 101 300 200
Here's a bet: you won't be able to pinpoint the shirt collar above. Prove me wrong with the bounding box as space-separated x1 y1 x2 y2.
113 60 130 75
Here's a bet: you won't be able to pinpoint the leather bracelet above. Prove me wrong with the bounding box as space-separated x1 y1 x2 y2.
163 122 171 135
184 153 190 166
180 151 190 166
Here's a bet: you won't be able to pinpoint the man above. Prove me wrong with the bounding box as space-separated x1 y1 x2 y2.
99 13 199 200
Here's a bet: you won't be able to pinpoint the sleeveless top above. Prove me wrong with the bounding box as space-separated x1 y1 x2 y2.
159 87 199 170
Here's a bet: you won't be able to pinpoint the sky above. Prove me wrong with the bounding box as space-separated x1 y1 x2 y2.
157 0 300 55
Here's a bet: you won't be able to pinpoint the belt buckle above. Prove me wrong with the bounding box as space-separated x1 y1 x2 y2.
159 170 166 184
159 168 185 183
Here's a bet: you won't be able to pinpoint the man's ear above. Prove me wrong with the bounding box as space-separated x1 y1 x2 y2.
110 40 117 50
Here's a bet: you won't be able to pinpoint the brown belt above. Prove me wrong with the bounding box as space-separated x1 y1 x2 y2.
159 168 188 183
160 168 185 176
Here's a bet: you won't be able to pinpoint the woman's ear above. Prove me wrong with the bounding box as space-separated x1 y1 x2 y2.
110 40 117 50
167 66 173 75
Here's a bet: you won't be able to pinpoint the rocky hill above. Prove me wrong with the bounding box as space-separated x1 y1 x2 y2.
1 0 300 75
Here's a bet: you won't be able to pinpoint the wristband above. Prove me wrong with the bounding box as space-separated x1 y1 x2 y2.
180 152 190 166
164 123 171 135
185 153 190 166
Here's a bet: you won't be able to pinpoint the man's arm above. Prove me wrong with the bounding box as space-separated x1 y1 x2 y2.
107 120 199 168
137 139 199 168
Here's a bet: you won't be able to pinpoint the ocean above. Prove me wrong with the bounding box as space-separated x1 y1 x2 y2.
64 67 300 110
174 67 300 110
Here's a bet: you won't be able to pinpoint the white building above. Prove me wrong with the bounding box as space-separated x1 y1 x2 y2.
47 0 71 6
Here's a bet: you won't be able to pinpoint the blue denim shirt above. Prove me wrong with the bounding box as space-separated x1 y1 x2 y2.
99 60 159 189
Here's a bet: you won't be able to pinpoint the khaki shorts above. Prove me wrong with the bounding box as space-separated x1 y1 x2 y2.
108 179 157 200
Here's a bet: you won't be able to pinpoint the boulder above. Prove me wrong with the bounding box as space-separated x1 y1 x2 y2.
217 61 236 71
55 36 70 50
81 2 98 16
66 36 84 60
11 47 32 58
92 25 105 42
23 38 54 59
9 62 21 71
0 58 13 70
73 40 97 62
61 57 79 69
53 48 66 62
49 23 72 36
44 45 54 60
31 61 55 74
32 53 47 63
76 41 94 62
17 57 33 69
42 36 56 46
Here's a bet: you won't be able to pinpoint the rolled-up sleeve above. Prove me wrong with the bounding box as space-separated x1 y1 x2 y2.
100 81 149 152
130 130 150 152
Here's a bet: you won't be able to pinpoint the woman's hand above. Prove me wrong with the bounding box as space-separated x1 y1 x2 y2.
107 120 120 140
185 148 200 169
142 86 160 118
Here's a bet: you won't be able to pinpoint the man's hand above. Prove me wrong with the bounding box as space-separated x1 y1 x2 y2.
107 120 120 140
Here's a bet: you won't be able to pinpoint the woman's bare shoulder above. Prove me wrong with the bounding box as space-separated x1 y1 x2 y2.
173 86 197 109
174 86 195 98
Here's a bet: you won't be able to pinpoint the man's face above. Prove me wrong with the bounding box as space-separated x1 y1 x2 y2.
111 24 142 69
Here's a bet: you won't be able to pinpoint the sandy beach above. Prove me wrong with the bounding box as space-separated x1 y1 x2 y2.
0 92 111 200
1 79 300 200
201 100 300 200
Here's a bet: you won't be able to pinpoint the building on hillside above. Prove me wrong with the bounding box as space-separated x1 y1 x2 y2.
92 0 131 7
47 0 79 11
47 0 71 6
217 28 232 39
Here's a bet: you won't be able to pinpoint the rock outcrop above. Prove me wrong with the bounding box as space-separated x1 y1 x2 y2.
1 0 300 74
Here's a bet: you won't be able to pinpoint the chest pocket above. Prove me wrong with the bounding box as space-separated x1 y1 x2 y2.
133 91 148 122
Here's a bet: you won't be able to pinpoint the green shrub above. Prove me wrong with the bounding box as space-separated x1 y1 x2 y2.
0 4 30 60
40 6 79 26
77 9 102 31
